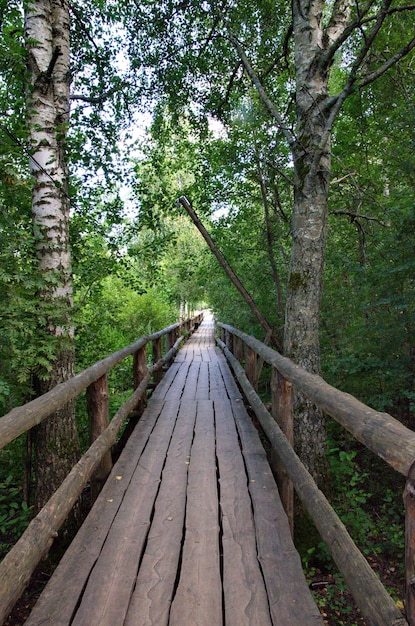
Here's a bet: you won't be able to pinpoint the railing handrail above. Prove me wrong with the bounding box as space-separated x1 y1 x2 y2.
217 321 413 626
0 319 195 450
217 322 415 476
0 313 203 623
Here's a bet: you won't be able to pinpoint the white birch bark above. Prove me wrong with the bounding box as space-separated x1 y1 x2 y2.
25 0 79 510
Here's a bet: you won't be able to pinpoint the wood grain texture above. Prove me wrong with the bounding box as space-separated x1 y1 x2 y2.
169 399 223 626
215 350 242 400
24 400 166 626
71 400 180 626
195 361 209 399
214 396 272 626
180 361 200 402
231 397 324 625
124 401 197 626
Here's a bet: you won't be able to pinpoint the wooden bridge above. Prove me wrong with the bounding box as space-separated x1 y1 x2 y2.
1 312 415 625
22 315 322 625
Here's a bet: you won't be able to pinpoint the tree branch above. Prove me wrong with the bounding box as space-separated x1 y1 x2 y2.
46 47 62 79
320 0 390 70
226 30 296 148
70 83 127 104
177 195 282 351
331 210 387 227
358 36 415 88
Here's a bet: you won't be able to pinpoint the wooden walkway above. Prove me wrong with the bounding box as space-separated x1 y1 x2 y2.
25 316 323 626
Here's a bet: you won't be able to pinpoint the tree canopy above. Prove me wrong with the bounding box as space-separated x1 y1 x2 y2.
0 0 414 502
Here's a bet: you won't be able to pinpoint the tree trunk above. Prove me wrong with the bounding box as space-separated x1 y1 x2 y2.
283 0 332 486
25 0 79 511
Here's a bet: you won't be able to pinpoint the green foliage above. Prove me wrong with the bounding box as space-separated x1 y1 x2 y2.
300 434 405 623
74 275 178 370
0 475 33 558
327 447 375 553
0 154 62 410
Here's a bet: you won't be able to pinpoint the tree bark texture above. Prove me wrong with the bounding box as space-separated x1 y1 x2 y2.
25 0 79 510
282 0 351 485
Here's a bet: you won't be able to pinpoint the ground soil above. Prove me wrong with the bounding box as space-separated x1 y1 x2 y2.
309 552 405 625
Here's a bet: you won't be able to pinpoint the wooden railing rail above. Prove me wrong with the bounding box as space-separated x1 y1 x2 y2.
0 315 202 451
216 322 412 626
0 313 203 624
218 323 415 476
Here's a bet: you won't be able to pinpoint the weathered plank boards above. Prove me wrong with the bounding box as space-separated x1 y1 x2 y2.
231 396 323 624
24 399 166 626
169 399 222 626
23 314 322 626
124 402 197 626
215 396 272 626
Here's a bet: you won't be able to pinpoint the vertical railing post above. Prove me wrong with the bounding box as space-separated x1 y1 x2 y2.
166 328 175 353
86 373 112 500
226 330 234 354
234 335 244 363
405 462 415 625
245 344 258 390
133 344 148 413
153 336 163 384
271 367 294 535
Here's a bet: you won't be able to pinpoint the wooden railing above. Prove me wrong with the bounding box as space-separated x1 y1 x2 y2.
0 313 203 623
217 321 413 626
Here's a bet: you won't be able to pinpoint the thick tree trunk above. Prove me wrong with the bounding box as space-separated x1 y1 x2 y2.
283 0 332 486
25 0 79 510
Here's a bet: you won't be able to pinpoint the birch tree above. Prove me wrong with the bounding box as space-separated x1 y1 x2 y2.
25 0 79 510
125 0 415 485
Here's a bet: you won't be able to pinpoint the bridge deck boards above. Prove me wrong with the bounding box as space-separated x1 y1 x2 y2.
25 317 323 626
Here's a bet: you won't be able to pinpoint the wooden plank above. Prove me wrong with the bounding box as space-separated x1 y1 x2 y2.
86 373 112 498
214 396 272 626
195 361 209 399
124 401 197 626
169 399 222 626
231 397 324 625
25 399 166 626
208 358 226 401
151 360 190 402
70 400 181 626
271 368 294 534
180 361 200 402
216 350 243 399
